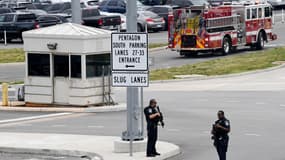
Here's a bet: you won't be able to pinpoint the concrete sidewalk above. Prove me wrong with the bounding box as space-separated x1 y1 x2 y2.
0 132 180 160
0 103 127 113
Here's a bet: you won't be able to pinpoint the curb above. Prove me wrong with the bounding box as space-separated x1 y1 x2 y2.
151 63 285 84
149 46 168 52
0 103 127 113
0 147 103 160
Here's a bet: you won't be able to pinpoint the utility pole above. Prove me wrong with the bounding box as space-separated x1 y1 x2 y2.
71 0 82 24
121 0 144 157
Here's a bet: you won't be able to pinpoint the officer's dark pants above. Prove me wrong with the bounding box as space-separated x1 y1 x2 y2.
215 137 229 160
147 125 158 155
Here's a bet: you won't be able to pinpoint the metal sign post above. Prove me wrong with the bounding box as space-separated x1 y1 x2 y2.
111 0 147 157
71 0 82 24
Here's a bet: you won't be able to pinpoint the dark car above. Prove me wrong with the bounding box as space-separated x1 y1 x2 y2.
98 0 126 13
146 5 179 30
0 13 38 42
81 8 121 30
44 2 86 14
165 0 192 7
21 9 48 17
0 8 13 14
36 14 70 28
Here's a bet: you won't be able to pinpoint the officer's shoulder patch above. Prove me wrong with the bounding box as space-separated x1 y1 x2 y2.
225 120 230 126
148 108 152 113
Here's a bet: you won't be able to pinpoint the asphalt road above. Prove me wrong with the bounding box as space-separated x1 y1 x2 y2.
1 19 285 82
1 65 285 159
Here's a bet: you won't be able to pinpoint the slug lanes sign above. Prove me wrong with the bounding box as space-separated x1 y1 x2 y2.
111 33 149 87
111 33 148 71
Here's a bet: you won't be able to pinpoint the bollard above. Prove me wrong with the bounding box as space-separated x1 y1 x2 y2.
2 83 8 106
4 30 7 46
281 9 284 23
145 23 148 33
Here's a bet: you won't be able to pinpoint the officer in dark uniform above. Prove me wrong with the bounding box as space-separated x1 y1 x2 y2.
144 99 163 157
211 110 230 160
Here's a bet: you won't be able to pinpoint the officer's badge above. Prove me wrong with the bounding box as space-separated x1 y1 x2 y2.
148 108 152 113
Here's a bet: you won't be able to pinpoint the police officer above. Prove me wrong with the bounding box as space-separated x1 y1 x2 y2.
211 110 230 160
144 99 162 157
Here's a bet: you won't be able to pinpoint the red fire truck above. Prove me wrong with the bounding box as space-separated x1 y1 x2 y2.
168 2 277 56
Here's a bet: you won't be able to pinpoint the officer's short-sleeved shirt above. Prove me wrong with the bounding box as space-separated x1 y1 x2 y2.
144 106 159 125
215 118 230 138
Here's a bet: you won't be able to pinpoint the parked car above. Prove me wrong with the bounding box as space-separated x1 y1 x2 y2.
0 13 38 42
100 11 126 31
98 0 126 13
36 14 70 28
82 8 121 30
165 0 193 7
0 8 13 14
145 5 179 30
44 2 86 14
81 0 101 8
137 11 165 32
64 8 121 30
21 9 48 16
268 0 285 9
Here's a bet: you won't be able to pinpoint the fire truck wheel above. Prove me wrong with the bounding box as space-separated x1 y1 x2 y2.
256 32 265 50
222 37 232 55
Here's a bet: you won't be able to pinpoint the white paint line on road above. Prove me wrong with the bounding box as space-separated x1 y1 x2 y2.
87 125 105 128
167 129 181 132
279 104 285 107
244 133 261 137
226 100 240 103
51 124 66 127
0 113 72 124
255 102 265 105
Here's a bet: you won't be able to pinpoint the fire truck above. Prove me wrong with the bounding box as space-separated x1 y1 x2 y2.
168 1 277 56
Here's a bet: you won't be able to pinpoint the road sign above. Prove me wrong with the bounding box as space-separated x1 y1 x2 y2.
112 71 149 87
112 33 148 71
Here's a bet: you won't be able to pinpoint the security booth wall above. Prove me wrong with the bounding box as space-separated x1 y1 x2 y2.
23 23 112 106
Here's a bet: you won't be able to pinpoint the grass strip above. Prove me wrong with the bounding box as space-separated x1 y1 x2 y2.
150 47 285 81
0 48 25 63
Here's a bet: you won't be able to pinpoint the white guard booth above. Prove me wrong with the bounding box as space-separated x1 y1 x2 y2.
22 23 112 106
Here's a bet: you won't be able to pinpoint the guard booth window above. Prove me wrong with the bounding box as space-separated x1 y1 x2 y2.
71 55 81 78
54 55 69 77
28 53 50 76
86 54 110 78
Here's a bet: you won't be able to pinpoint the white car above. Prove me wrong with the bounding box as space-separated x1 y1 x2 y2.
81 0 102 8
100 11 126 31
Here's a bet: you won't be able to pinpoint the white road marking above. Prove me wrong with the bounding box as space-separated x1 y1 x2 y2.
167 128 180 132
51 124 66 127
88 125 105 128
244 133 261 137
255 102 265 105
0 113 72 124
279 104 285 107
226 100 240 103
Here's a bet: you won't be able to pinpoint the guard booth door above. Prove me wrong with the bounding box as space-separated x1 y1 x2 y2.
53 55 69 104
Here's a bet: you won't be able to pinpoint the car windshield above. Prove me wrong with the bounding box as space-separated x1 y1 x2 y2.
141 11 159 18
0 14 14 22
